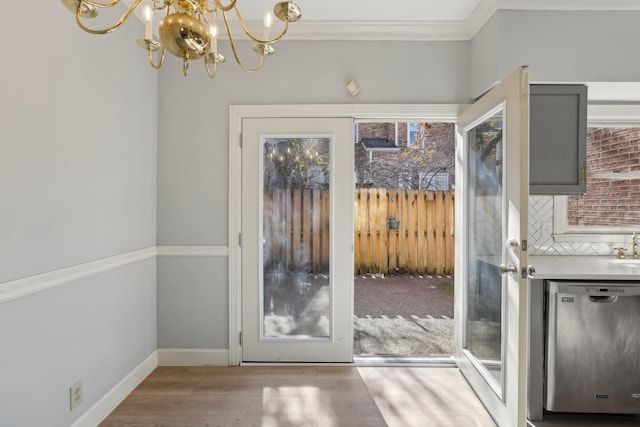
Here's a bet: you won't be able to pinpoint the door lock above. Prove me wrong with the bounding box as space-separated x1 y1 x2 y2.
522 265 536 278
500 264 518 277
527 265 536 278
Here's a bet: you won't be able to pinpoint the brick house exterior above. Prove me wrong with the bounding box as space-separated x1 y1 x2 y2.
355 122 456 190
568 128 640 226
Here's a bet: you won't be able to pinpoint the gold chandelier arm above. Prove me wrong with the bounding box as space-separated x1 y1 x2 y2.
75 0 143 34
265 20 289 43
153 0 171 9
231 6 289 43
205 59 218 79
81 0 120 7
213 0 238 13
147 46 166 69
222 11 265 73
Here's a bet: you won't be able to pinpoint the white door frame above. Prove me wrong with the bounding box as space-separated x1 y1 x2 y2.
228 104 467 365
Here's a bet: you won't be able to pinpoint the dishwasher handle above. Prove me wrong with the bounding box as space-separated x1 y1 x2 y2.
589 295 618 303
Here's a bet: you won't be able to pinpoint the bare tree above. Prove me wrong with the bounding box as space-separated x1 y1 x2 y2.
264 138 329 189
355 123 455 189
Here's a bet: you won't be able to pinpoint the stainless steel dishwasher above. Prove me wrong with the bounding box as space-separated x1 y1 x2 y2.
545 280 640 414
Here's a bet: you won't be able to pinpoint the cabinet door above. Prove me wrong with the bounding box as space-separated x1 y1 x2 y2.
529 84 587 195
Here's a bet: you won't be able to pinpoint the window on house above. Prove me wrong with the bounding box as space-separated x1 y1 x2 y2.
408 122 421 147
398 172 412 190
554 126 640 241
421 172 450 190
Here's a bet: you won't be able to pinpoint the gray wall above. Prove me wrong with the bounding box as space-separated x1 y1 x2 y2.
471 10 640 97
157 256 228 348
0 2 157 426
156 39 470 349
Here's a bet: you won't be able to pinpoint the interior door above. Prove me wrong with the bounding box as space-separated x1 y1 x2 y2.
241 117 354 362
454 67 530 426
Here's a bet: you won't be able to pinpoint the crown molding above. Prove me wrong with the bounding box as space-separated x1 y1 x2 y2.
497 0 640 12
121 0 640 42
283 21 471 41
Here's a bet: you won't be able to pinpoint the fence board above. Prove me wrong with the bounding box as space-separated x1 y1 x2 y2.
356 191 363 274
263 189 272 265
302 189 311 269
360 190 370 274
417 191 426 273
407 190 418 273
312 190 321 271
388 189 399 273
426 191 436 273
321 189 330 271
445 191 455 272
285 188 293 268
368 188 377 273
377 189 389 273
398 190 409 272
435 191 446 274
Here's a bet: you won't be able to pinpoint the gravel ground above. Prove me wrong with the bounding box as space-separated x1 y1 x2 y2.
353 274 455 357
354 274 454 318
354 317 454 357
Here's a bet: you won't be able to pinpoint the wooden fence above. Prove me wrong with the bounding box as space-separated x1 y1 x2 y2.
355 189 455 275
263 189 455 275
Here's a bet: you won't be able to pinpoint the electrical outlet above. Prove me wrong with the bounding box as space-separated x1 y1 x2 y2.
70 380 83 410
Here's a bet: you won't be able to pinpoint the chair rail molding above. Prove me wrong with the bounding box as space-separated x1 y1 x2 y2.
0 247 157 304
157 245 229 257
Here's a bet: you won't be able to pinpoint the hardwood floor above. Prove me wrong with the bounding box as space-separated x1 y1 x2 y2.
99 365 496 427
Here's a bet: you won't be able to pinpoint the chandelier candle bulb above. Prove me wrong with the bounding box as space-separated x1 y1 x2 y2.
209 24 218 53
263 12 273 40
143 5 152 40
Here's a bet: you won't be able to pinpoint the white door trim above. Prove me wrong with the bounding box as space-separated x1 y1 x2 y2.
228 104 467 365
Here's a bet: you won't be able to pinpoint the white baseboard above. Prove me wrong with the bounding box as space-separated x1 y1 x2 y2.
157 348 229 366
70 351 158 427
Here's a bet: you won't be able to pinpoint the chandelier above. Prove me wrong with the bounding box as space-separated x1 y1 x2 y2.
61 0 302 78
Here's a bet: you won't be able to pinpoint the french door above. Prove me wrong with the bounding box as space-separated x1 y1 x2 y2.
454 67 530 426
241 117 354 362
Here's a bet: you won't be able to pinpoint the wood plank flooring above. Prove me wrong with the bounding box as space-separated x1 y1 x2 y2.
99 365 496 427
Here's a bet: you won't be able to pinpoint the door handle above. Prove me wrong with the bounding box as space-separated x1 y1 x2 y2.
506 239 519 249
500 264 517 277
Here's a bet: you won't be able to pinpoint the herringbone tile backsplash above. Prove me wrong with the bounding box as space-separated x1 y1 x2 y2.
528 196 616 256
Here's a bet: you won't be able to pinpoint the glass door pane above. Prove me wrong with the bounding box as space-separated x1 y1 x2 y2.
466 111 504 394
262 137 331 338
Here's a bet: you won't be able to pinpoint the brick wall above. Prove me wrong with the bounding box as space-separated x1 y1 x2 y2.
567 128 640 226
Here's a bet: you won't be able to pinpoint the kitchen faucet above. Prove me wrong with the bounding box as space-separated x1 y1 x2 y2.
614 232 639 258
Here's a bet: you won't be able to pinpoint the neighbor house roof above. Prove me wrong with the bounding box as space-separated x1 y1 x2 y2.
361 138 401 152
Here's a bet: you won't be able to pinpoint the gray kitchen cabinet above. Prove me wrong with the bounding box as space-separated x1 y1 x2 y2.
529 84 587 194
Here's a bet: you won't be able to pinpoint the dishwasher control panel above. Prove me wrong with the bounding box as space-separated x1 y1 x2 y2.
549 281 640 297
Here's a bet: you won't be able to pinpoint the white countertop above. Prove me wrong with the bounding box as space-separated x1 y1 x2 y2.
529 255 640 280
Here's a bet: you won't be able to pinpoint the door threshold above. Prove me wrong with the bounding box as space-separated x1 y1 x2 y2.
353 356 456 367
239 357 457 367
